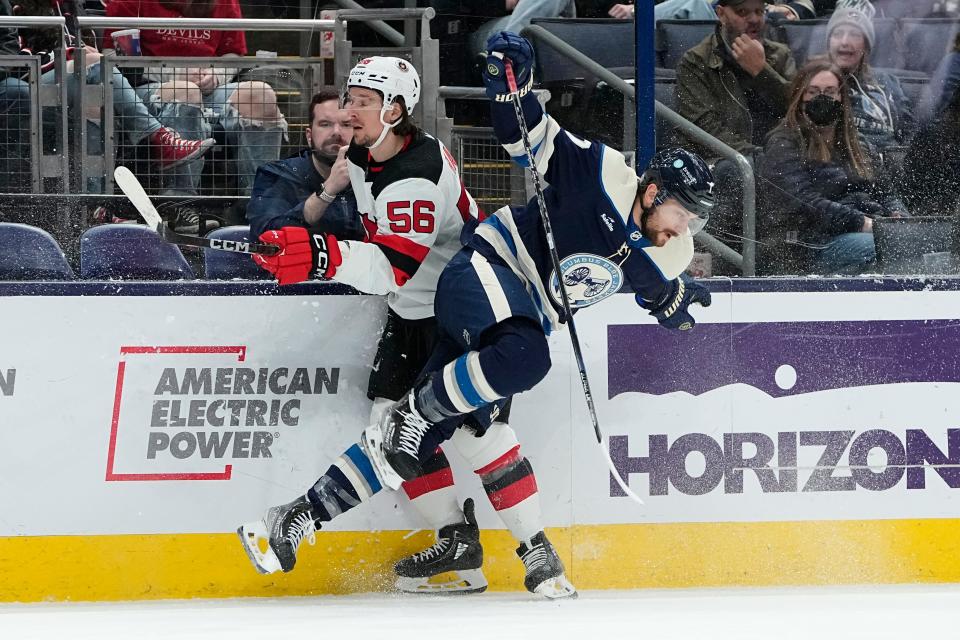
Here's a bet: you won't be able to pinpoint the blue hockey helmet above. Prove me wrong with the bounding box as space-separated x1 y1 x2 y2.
641 148 716 234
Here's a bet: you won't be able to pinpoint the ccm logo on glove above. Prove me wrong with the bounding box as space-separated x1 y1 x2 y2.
253 226 342 286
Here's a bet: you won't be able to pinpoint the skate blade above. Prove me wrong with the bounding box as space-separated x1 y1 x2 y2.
533 574 578 599
237 521 283 575
395 569 488 595
361 424 404 491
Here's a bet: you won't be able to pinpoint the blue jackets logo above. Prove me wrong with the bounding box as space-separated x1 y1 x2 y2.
550 253 623 308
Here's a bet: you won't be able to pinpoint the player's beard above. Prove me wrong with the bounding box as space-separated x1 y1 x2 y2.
352 127 380 149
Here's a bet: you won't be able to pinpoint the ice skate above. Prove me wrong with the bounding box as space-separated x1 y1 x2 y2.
237 495 319 574
394 498 487 595
517 531 577 599
360 420 406 491
361 388 432 490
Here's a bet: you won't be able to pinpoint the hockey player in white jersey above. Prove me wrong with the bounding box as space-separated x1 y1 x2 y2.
239 56 575 598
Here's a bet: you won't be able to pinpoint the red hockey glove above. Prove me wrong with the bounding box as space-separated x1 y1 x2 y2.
253 226 342 285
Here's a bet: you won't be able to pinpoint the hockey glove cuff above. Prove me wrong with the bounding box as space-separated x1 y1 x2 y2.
254 226 342 286
483 31 535 102
639 275 711 331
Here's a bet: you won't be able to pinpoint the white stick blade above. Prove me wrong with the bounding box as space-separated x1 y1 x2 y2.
114 166 163 230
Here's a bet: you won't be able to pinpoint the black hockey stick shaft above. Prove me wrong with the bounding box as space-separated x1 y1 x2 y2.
502 59 644 505
159 224 281 256
113 165 280 257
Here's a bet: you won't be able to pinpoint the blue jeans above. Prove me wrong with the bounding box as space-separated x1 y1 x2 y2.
136 83 208 196
43 63 162 192
137 81 286 195
205 82 286 194
654 0 716 21
812 232 876 275
42 63 161 151
470 0 575 56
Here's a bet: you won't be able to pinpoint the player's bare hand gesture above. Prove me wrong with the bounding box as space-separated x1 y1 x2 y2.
324 146 351 195
731 35 766 77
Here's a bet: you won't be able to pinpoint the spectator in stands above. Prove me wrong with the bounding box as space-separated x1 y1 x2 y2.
676 0 795 258
918 31 960 123
825 0 914 157
766 0 837 20
246 89 361 241
469 0 574 58
575 0 636 18
903 86 960 216
761 58 908 274
650 0 835 23
0 0 213 195
104 0 288 214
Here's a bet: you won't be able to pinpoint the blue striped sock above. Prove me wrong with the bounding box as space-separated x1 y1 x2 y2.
306 443 383 522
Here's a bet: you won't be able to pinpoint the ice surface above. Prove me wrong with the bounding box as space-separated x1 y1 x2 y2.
1 585 956 640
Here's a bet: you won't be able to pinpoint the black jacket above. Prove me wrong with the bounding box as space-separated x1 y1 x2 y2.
761 126 906 246
246 149 363 241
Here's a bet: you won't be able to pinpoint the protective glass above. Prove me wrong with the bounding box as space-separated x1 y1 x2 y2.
688 211 708 235
657 190 711 235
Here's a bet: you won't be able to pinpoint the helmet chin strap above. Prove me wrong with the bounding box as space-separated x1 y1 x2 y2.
367 103 400 150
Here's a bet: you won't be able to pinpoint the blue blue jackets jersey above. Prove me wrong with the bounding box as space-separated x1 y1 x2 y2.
467 90 691 333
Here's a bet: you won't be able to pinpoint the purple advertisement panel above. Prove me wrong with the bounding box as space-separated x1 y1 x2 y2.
603 319 960 503
608 320 960 399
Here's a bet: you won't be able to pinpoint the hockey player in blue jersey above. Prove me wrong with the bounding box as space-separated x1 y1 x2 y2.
355 32 717 497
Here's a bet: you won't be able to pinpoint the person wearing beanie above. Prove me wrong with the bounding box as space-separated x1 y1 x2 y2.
826 0 915 159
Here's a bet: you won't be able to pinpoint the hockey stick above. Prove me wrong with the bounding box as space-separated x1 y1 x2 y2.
113 166 280 257
501 58 645 506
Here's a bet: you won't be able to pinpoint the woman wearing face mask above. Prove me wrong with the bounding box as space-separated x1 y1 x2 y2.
760 58 909 275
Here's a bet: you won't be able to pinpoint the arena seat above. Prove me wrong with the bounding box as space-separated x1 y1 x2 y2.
529 18 636 82
204 226 271 280
80 224 194 280
772 19 828 65
873 0 940 19
885 71 931 108
901 18 960 75
873 216 958 275
655 19 717 70
0 222 74 280
527 18 636 143
868 20 903 69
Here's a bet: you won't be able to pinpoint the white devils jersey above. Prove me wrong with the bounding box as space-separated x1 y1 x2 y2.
333 131 481 320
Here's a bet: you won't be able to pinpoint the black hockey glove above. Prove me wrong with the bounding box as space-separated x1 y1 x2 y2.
639 275 711 331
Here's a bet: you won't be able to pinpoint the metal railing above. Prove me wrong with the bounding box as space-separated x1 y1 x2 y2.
78 17 336 31
0 10 441 199
436 87 552 213
522 23 757 276
0 56 44 194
